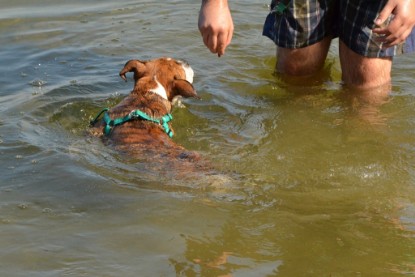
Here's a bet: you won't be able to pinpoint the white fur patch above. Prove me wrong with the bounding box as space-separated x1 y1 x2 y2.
150 78 168 100
178 61 194 84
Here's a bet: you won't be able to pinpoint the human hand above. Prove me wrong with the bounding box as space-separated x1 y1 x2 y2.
372 0 415 48
198 0 234 57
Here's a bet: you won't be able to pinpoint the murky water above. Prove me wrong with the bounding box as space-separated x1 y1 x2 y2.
2 0 415 276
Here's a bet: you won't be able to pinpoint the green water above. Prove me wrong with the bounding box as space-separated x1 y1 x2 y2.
1 0 415 276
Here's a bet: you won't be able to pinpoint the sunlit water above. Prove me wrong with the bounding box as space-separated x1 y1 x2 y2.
2 0 415 276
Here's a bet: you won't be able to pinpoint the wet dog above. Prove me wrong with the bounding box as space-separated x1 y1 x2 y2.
90 58 208 174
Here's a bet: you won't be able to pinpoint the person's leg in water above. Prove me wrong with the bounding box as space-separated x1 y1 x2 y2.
339 40 392 89
275 38 393 90
276 37 332 76
263 0 336 83
264 0 414 89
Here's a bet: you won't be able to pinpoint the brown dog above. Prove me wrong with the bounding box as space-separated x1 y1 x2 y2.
90 58 207 171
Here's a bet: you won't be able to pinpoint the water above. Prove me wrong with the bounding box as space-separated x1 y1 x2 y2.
1 0 415 276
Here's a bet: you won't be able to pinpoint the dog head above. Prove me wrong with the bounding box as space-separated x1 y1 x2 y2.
119 58 198 101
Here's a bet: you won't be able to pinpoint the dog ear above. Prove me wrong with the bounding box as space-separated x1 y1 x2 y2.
119 60 146 83
171 79 199 99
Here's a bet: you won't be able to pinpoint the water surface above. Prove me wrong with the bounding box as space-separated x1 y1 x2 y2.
2 0 415 276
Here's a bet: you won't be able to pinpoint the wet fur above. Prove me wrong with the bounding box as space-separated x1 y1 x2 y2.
90 58 210 174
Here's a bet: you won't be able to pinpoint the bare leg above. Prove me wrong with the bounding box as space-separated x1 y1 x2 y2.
339 40 392 89
340 84 391 126
276 37 332 76
339 41 392 125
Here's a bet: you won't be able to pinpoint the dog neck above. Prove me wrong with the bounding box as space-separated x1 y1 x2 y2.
134 76 169 101
148 76 168 100
127 89 172 119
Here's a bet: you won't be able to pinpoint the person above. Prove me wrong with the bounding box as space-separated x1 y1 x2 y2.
198 0 415 89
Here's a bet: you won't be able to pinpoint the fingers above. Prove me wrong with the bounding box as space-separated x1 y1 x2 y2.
216 31 232 57
222 28 233 56
373 18 406 48
201 31 219 55
373 21 410 48
200 26 233 57
198 0 234 57
372 0 415 48
374 1 394 27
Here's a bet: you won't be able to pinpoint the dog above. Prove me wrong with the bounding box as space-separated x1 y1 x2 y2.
89 57 211 175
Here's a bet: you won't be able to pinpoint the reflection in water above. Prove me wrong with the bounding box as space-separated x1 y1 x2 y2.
273 56 392 127
169 185 415 276
340 83 392 127
272 57 337 89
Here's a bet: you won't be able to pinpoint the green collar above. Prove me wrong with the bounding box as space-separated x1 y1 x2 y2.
90 108 173 137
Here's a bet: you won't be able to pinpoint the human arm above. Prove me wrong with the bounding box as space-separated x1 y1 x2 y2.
198 0 234 57
372 0 415 48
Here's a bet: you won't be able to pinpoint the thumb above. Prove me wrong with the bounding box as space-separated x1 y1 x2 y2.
375 2 394 26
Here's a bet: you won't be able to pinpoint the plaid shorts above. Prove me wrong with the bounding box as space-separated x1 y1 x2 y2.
262 0 415 58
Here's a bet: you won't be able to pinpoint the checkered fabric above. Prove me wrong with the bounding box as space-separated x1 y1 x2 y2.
262 0 415 57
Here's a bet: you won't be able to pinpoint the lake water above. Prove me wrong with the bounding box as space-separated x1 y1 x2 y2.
2 0 415 276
